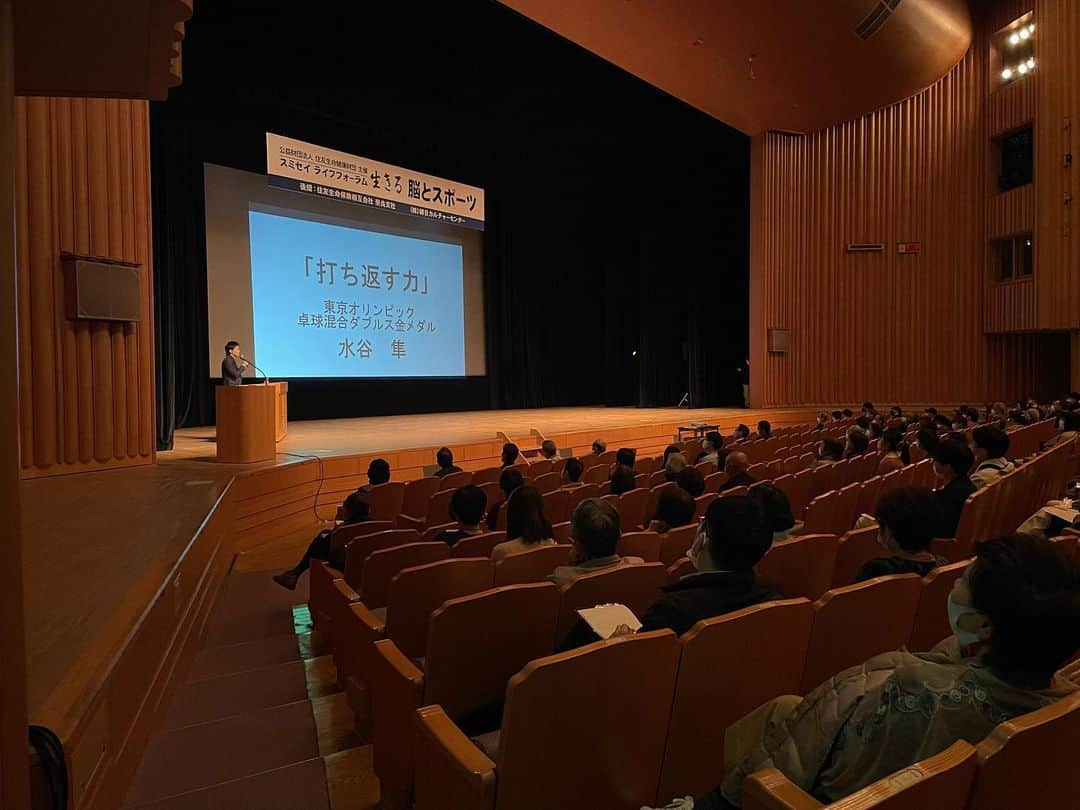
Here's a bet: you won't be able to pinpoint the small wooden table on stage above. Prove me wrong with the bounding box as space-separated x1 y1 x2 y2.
677 423 719 441
215 381 288 463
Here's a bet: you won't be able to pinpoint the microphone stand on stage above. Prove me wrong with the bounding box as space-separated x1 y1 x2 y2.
241 356 271 385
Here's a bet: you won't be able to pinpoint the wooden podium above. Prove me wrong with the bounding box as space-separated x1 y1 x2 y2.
215 382 288 463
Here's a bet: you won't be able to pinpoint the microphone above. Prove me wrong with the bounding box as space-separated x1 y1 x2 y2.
240 355 271 385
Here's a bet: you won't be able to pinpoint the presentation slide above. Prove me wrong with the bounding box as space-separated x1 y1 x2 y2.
249 210 465 377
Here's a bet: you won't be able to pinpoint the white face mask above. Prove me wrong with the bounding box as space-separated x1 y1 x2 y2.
947 597 988 649
689 529 708 571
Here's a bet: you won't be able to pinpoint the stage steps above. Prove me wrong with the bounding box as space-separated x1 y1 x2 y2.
122 571 379 810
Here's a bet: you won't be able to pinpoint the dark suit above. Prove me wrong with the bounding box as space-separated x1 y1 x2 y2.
221 355 245 386
718 471 757 492
932 476 976 538
639 570 779 636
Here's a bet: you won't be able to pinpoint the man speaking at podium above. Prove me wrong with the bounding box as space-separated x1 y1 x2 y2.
221 340 249 386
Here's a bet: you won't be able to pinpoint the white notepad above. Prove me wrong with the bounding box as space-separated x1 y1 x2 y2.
577 603 642 639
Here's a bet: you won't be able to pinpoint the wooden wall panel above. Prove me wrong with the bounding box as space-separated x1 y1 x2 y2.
14 97 155 477
984 279 1036 332
987 70 1035 135
988 183 1034 237
1034 0 1080 329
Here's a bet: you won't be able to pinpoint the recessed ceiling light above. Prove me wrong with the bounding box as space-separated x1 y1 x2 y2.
1019 28 1030 39
1001 68 1013 79
1017 62 1029 74
1027 57 1035 69
1009 33 1020 44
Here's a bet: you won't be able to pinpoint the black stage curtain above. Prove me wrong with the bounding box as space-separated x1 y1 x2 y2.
151 1 749 448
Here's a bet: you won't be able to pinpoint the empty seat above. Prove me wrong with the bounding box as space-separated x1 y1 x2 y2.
438 469 473 491
493 544 572 586
800 574 922 694
856 475 883 519
371 583 561 810
831 482 862 535
400 488 456 532
831 526 882 587
472 466 503 486
616 531 662 562
412 631 681 810
343 529 422 587
756 534 839 601
695 460 717 475
359 542 450 609
555 562 667 640
532 471 562 494
799 490 839 536
449 531 507 559
541 488 569 524
658 598 814 800
582 465 609 485
617 487 649 531
747 463 770 480
908 560 968 651
648 470 669 489
398 477 441 526
528 459 553 477
660 524 698 565
742 740 977 810
788 468 815 519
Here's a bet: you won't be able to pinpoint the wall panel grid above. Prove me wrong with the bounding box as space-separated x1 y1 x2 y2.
15 97 155 476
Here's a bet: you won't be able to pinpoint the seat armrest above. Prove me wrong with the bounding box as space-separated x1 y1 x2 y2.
742 767 824 810
413 705 496 810
350 601 387 639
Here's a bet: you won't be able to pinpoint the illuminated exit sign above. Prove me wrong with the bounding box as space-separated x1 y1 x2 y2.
897 242 921 254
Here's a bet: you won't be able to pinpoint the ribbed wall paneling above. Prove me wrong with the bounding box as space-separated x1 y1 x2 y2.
988 183 1034 237
988 73 1035 136
14 96 155 476
1034 0 1080 329
984 279 1036 332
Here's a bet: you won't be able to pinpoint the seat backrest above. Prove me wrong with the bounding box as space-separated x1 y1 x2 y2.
832 482 862 534
802 489 839 535
645 480 677 521
532 471 562 494
742 740 977 810
831 525 882 587
360 542 450 609
704 471 728 493
801 574 921 694
332 520 395 547
789 468 815 518
385 559 494 658
494 631 680 810
856 475 883 518
908 560 968 651
552 521 572 544
666 556 695 583
564 483 599 515
401 477 441 519
471 466 502 486
367 481 407 521
636 456 656 475
420 521 456 542
747 462 770 480
425 583 561 719
618 487 649 531
493 544 572 586
694 492 718 520
423 488 457 528
582 465 609 485
694 460 716 475
528 459 553 477
720 485 749 498
449 531 506 559
648 470 669 489
344 529 422 586
967 692 1080 810
659 524 698 565
437 469 473 491
659 599 814 800
555 563 667 639
541 488 569 524
616 531 661 562
756 534 839 601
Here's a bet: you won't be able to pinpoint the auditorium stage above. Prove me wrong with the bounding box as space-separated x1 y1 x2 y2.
21 404 818 737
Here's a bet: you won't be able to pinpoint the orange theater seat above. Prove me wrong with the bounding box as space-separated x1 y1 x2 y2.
618 487 649 531
831 526 882 587
666 557 695 583
908 560 968 651
694 493 718 520
564 483 599 515
658 598 814 800
449 531 507 559
742 740 977 810
412 631 680 810
532 471 561 494
472 466 503 486
398 477 441 527
582 465 609 485
420 521 456 542
555 562 666 640
400 488 455 532
756 534 839 601
541 488 569 524
800 574 921 694
359 542 450 609
659 523 698 565
343 529 422 587
437 469 473 491
366 481 407 521
799 490 839 536
492 545 572 586
616 531 662 562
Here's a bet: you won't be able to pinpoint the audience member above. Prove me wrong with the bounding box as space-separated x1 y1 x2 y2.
433 485 487 547
561 457 585 488
854 487 946 582
539 439 559 461
915 427 939 458
647 488 696 535
750 482 796 541
813 411 828 431
699 431 726 466
756 420 772 440
830 410 844 422
813 437 843 467
1047 410 1080 448
842 408 854 418
273 492 369 590
732 424 751 443
672 534 1080 809
500 442 522 468
548 498 640 587
877 426 908 475
608 464 637 495
614 447 636 470
433 446 462 478
844 427 869 458
665 452 689 482
931 439 976 538
719 451 756 492
888 405 903 419
969 425 1014 490
660 444 681 469
491 486 556 561
677 466 706 498
485 468 524 529
591 438 608 456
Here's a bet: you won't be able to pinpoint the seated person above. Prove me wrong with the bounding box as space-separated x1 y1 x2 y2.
608 464 637 495
830 409 844 422
841 407 854 418
876 426 908 475
665 452 689 482
548 498 641 587
433 446 462 478
1046 410 1080 448
1016 477 1080 540
756 420 772 440
591 438 607 456
660 444 681 469
654 534 1079 809
485 468 524 530
647 487 696 535
750 482 796 542
969 425 1014 490
499 441 522 468
813 437 843 467
854 487 947 582
718 451 755 492
698 431 726 466
615 495 777 639
539 438 559 461
844 427 869 458
732 424 751 443
491 485 556 561
915 426 939 458
931 439 976 539
349 457 390 500
614 447 636 470
433 485 487 548
560 457 586 488
677 466 707 498
888 405 903 420
861 401 876 417
273 493 369 590
812 412 828 431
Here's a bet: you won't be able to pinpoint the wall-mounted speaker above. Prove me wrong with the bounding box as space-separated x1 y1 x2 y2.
768 328 790 353
62 255 142 322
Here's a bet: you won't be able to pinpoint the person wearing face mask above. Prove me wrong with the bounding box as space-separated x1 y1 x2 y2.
929 439 976 539
853 487 947 583
645 534 1080 810
1045 410 1080 449
969 425 1014 490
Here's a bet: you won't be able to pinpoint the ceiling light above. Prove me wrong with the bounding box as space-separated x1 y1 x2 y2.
1027 23 1035 33
1019 28 1030 39
1009 33 1020 44
1001 68 1013 80
1027 57 1036 69
1018 62 1029 74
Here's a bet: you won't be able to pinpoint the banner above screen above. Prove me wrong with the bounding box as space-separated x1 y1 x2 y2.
266 133 485 230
